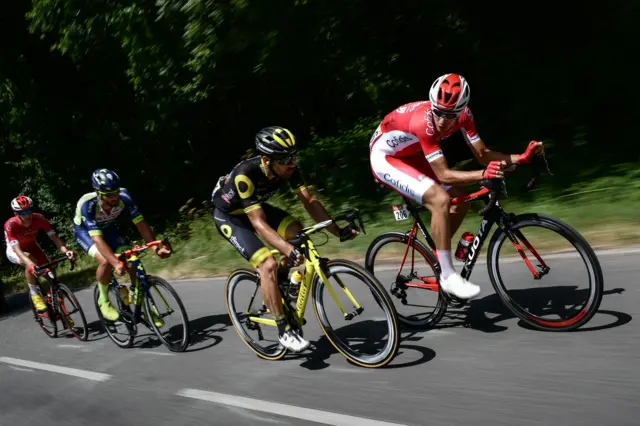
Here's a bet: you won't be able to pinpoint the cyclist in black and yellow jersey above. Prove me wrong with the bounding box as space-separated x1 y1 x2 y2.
212 126 358 352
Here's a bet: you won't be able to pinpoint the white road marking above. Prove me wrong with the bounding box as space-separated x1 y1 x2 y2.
176 388 411 426
57 344 84 349
9 366 34 372
139 351 175 356
0 357 111 382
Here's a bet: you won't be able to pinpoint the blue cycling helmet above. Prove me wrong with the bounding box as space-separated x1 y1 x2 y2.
91 168 121 191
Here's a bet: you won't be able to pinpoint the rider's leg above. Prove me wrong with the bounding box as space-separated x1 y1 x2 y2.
8 248 48 311
446 185 471 236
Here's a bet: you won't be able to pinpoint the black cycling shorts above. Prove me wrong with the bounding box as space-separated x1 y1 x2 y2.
212 203 298 267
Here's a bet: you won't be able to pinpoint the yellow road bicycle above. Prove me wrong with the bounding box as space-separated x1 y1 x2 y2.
225 209 400 368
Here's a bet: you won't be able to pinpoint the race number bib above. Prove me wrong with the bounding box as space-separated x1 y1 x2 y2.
392 204 410 221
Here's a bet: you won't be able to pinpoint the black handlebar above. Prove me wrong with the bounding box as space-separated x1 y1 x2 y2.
334 208 366 238
477 154 549 216
34 255 75 275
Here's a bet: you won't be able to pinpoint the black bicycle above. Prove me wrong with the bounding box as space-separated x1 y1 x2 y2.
32 256 89 340
365 157 604 331
93 237 190 351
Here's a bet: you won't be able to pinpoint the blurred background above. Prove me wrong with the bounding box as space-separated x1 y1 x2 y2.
1 0 639 288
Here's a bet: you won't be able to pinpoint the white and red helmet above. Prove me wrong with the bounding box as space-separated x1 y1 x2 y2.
429 73 471 113
11 195 33 212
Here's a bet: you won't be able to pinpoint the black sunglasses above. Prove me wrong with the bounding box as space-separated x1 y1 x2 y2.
273 155 296 165
432 108 459 120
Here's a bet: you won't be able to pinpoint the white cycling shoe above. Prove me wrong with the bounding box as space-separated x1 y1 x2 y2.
440 273 481 299
279 329 310 352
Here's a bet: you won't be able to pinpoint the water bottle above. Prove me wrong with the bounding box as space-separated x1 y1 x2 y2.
454 232 474 261
119 285 130 306
289 270 303 298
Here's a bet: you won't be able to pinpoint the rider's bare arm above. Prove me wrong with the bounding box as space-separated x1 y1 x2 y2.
49 233 69 254
247 207 295 256
468 139 518 166
134 220 162 254
430 156 485 186
91 234 121 268
296 187 340 238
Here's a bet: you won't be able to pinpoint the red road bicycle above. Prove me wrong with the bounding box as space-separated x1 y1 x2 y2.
365 157 604 331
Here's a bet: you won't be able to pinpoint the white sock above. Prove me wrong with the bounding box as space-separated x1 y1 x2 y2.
28 284 39 296
436 250 456 279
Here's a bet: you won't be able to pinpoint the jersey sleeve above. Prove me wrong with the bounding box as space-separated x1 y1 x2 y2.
79 199 102 236
288 168 307 194
460 107 481 145
233 166 262 213
416 115 444 164
33 213 55 236
4 220 18 246
119 188 145 224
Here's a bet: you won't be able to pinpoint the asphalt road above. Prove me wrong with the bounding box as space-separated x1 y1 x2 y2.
0 248 637 426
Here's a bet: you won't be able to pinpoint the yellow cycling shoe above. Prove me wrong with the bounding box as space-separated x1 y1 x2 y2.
31 294 47 313
99 300 120 321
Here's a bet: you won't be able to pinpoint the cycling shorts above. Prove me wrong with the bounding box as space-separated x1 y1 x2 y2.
370 132 450 204
212 203 297 268
6 244 49 267
74 225 130 258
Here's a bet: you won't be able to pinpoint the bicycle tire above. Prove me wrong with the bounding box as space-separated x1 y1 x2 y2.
58 284 89 341
144 276 190 352
33 301 58 338
225 268 287 361
365 231 447 328
312 259 399 368
93 284 135 348
487 213 604 331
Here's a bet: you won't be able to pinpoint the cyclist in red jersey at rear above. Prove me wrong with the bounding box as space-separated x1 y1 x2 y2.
369 73 544 300
4 196 76 312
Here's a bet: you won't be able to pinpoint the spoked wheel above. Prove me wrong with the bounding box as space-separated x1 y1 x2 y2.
33 297 58 338
225 268 288 361
144 276 190 352
57 284 89 341
93 285 135 348
313 259 399 368
365 232 447 328
488 213 604 331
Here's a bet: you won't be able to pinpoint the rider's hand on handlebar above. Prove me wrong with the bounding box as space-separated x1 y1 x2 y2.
339 224 359 242
113 262 126 276
27 263 38 277
482 160 506 180
516 140 544 165
154 245 171 259
287 246 304 267
64 250 76 261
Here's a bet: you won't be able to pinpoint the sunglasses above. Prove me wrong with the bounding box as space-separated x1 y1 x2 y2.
17 210 33 216
432 108 459 120
273 155 296 165
99 189 120 197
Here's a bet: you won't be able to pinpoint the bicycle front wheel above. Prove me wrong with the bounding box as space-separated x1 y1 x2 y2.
57 284 89 341
226 268 288 361
487 213 604 331
144 276 190 352
313 259 399 368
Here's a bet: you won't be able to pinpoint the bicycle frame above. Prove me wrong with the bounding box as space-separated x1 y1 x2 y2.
247 223 363 328
35 257 74 322
398 185 550 291
110 242 173 325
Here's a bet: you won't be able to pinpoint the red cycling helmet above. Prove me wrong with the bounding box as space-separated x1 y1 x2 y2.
11 196 33 212
429 73 471 113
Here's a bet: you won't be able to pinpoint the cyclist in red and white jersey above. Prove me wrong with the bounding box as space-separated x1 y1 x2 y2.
4 196 76 312
369 73 544 299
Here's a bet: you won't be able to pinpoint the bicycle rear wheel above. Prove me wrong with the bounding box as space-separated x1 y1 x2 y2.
225 268 288 361
93 284 135 348
365 232 447 327
487 213 604 331
144 276 190 352
313 259 399 368
57 284 88 341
